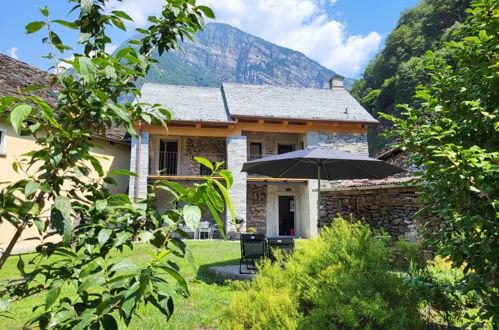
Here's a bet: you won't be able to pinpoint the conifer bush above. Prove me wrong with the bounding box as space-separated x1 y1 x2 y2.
223 217 424 329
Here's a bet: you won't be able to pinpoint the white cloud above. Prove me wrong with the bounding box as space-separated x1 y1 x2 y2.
8 47 18 60
106 44 118 55
108 0 381 77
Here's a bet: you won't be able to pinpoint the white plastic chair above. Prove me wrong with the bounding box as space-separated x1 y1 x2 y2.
180 224 198 239
198 221 212 239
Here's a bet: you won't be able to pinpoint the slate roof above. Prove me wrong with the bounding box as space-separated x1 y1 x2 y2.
222 83 377 123
140 83 232 123
140 82 377 124
0 53 56 105
0 54 128 143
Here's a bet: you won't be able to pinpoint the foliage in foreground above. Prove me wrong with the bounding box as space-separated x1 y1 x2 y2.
382 0 498 325
223 217 424 329
0 0 228 328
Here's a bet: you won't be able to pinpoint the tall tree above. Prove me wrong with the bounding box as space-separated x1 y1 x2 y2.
0 1 233 328
383 0 498 325
351 0 471 155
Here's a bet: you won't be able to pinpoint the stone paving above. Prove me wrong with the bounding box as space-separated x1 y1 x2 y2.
207 265 255 281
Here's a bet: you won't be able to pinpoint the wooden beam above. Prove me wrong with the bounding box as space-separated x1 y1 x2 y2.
148 175 309 183
137 120 367 136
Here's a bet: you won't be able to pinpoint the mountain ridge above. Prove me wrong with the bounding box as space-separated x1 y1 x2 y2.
127 22 354 90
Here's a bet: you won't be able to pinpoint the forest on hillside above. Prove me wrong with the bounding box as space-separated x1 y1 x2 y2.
351 0 472 155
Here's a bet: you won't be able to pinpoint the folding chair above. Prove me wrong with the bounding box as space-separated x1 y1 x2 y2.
239 234 266 274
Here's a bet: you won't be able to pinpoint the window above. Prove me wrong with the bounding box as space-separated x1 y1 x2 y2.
249 142 263 160
0 129 7 155
277 144 294 154
158 140 178 175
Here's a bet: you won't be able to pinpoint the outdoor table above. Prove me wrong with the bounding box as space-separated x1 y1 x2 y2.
266 236 295 261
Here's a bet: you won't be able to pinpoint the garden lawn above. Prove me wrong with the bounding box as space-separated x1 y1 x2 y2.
0 240 241 330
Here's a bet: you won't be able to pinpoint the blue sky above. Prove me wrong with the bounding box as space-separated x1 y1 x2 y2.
0 0 418 78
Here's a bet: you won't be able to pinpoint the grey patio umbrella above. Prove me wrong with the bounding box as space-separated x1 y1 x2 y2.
241 146 405 223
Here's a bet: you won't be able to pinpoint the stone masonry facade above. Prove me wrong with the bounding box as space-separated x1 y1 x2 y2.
319 187 440 240
226 136 247 233
246 184 267 233
183 137 226 175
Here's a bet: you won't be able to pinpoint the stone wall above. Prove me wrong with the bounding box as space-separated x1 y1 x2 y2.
319 187 439 240
183 137 226 175
246 184 267 233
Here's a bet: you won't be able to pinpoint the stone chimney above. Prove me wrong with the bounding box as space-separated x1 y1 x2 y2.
328 73 345 90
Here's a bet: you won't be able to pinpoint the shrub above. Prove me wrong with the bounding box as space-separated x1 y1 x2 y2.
222 217 424 329
394 239 424 270
406 256 482 327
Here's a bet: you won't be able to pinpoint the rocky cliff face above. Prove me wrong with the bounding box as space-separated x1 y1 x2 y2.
144 23 353 89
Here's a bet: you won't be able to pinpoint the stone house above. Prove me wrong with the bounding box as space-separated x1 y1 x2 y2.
0 54 130 252
130 76 378 238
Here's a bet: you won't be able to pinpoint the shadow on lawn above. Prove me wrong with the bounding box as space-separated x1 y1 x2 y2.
196 258 240 284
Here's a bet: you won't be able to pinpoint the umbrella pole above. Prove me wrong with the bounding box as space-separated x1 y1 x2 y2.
317 162 321 228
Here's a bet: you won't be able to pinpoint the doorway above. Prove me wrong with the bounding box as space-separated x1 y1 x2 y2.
278 196 295 236
159 140 178 175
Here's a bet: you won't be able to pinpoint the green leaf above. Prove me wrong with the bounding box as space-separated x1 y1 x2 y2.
113 231 132 247
109 260 139 273
52 19 78 30
74 56 95 85
100 314 118 330
206 201 225 239
21 85 46 93
78 275 105 293
98 228 112 246
95 199 107 212
111 10 133 21
108 169 137 177
197 6 215 19
8 104 32 134
183 205 201 231
24 181 41 198
52 196 72 245
218 170 233 189
213 180 236 224
138 230 154 242
194 157 213 171
207 187 224 212
17 256 25 276
81 0 93 14
0 96 19 115
108 104 131 123
45 285 61 309
25 21 46 34
39 6 49 17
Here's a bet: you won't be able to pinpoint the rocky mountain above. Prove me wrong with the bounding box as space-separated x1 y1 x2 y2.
137 23 353 89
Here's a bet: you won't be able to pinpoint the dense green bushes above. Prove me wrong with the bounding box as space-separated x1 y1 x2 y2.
222 218 424 329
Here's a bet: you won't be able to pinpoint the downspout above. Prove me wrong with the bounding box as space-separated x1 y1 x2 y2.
135 120 142 201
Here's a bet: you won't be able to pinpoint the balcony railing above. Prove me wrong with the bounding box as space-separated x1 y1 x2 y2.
149 152 226 177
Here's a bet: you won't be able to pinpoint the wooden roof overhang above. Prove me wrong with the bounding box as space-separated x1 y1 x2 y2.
148 175 308 185
135 116 375 137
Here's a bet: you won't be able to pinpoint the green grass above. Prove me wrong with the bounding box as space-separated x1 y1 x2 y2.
0 240 241 329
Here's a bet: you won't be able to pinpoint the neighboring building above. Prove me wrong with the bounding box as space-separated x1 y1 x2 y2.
130 76 378 238
319 148 438 241
0 54 130 252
